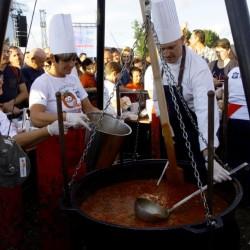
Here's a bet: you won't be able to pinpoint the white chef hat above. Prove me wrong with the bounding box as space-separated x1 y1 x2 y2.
48 14 76 55
151 0 181 44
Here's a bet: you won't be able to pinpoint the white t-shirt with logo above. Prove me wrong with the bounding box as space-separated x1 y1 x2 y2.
228 67 249 120
29 72 88 113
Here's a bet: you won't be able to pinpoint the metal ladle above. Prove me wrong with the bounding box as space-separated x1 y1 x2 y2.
134 162 248 222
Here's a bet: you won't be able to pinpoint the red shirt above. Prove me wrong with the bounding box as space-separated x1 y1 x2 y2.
80 73 96 88
125 82 143 90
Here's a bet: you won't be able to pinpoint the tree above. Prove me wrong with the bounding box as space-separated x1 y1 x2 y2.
132 20 148 58
204 30 220 48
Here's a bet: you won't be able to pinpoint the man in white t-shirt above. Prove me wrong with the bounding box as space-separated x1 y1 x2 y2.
226 66 250 205
226 66 250 165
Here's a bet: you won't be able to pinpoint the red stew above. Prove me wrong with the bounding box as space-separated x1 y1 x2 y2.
80 179 228 228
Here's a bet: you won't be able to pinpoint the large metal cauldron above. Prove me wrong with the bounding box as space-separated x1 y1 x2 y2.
67 160 242 250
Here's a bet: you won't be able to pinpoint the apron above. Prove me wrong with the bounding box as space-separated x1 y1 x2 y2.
163 85 205 167
36 128 86 250
159 46 206 175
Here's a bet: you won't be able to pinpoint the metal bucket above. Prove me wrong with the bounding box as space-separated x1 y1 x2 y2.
84 112 132 171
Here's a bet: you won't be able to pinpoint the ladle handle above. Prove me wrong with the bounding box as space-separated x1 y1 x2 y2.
169 185 208 213
168 162 249 213
157 161 169 186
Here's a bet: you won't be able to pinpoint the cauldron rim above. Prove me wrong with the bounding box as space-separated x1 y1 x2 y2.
69 159 243 231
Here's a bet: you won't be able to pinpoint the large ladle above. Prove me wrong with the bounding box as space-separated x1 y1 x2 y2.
135 162 248 222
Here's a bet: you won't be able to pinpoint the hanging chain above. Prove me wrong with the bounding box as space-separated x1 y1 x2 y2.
161 61 212 222
69 29 144 186
144 1 212 223
68 75 120 187
173 88 226 167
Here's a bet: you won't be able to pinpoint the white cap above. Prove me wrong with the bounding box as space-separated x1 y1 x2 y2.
48 14 76 55
151 0 181 44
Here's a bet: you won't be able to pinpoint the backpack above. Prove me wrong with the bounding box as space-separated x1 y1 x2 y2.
0 135 31 187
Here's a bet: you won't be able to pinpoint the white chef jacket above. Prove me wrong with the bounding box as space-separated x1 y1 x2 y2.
144 46 220 151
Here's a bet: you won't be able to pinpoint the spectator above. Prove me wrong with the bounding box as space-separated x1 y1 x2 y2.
21 48 46 93
111 47 121 63
80 57 97 88
9 45 24 68
189 29 217 63
79 52 87 62
126 66 143 90
0 43 28 113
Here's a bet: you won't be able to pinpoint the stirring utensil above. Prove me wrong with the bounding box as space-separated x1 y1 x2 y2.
135 186 207 222
140 0 184 185
157 161 169 186
135 162 249 222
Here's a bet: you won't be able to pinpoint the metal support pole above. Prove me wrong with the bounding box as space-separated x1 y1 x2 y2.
96 0 105 109
207 90 215 215
56 92 70 206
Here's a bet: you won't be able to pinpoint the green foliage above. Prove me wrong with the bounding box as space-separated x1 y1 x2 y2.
132 20 148 58
204 30 220 48
182 27 191 45
132 19 219 51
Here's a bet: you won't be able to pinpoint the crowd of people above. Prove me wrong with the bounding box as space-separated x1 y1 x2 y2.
0 0 249 249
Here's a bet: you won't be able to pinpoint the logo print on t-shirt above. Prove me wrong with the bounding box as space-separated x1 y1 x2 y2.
62 91 78 108
232 72 240 79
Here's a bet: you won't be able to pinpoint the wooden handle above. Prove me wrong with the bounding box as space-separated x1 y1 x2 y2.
139 0 183 184
161 123 177 167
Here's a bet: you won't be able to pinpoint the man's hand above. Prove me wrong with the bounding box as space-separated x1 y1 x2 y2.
65 112 91 130
206 159 232 183
120 96 131 111
2 100 21 114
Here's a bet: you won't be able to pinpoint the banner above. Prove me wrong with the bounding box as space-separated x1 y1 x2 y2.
73 23 96 58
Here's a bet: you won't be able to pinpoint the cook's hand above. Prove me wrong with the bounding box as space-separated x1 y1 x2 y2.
206 159 231 183
47 120 72 136
213 78 224 87
65 112 91 130
120 96 131 111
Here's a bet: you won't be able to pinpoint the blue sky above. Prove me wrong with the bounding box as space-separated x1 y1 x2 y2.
19 0 250 50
